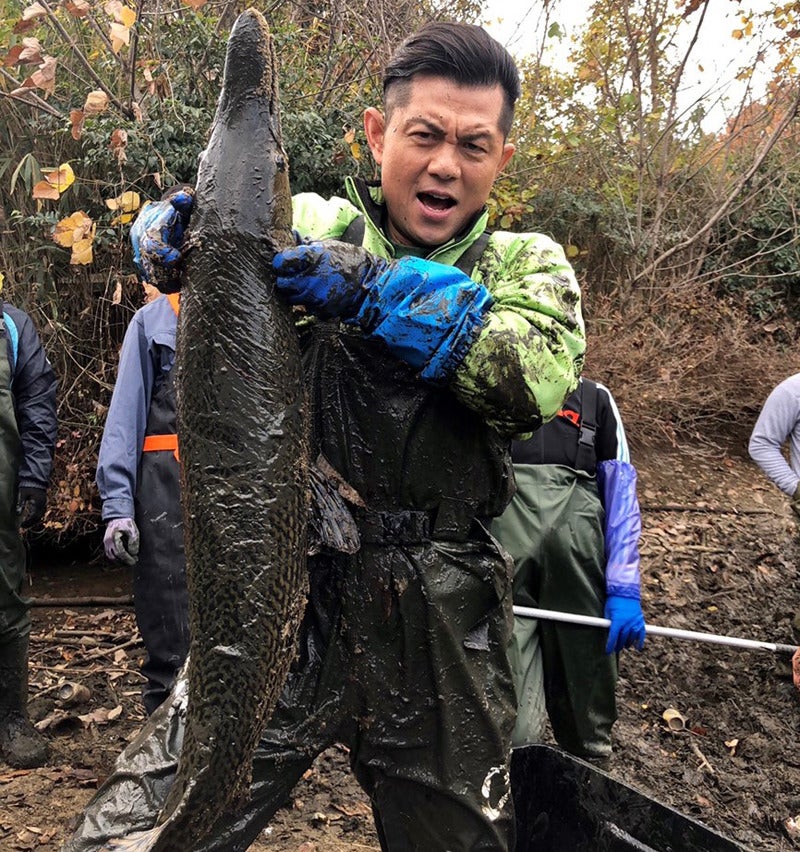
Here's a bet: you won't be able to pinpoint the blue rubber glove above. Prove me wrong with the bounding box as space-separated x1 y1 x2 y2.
131 187 194 290
604 594 646 654
104 518 140 567
273 241 493 382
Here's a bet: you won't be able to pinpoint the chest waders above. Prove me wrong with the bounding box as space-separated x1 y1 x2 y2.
133 292 190 716
0 315 49 768
491 465 618 761
62 314 521 852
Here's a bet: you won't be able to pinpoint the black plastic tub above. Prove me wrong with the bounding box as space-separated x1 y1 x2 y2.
511 744 747 851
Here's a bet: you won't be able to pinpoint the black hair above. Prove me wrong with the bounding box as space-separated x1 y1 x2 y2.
383 21 521 138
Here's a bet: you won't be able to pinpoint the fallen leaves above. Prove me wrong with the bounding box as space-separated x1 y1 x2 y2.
52 211 95 265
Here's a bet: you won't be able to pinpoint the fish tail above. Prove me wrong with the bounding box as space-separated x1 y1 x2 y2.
100 826 164 851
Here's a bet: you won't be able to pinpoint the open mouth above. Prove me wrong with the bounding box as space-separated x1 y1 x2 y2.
418 192 456 211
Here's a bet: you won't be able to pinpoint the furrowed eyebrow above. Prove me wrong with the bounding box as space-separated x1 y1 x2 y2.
404 116 495 144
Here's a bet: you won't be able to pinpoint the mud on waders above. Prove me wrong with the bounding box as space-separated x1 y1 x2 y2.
0 313 48 768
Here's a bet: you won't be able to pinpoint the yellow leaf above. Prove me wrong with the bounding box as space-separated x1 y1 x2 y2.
83 90 109 115
32 180 59 200
71 236 94 265
349 142 361 161
42 162 75 194
732 28 743 39
565 244 580 258
109 21 130 51
110 211 136 225
182 0 207 9
119 4 136 26
53 211 94 248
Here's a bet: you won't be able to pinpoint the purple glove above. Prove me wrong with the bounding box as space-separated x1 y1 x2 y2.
103 518 140 566
604 594 646 654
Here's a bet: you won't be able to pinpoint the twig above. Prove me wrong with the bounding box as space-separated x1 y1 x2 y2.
688 736 715 774
30 595 134 607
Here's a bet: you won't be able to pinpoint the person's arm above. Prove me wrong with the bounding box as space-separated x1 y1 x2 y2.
6 306 58 490
748 381 800 496
273 231 585 438
96 311 155 521
594 384 645 652
450 231 585 437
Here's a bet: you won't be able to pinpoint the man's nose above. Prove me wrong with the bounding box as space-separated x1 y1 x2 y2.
427 143 460 180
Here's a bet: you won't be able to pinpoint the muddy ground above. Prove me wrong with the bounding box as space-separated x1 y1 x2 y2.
1 445 799 851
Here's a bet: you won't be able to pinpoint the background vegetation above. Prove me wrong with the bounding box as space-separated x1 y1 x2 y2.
0 0 798 549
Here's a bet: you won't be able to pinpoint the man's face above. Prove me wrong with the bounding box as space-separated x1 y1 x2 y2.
364 75 515 249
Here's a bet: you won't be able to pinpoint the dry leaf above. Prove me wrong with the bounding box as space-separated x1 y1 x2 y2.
83 90 109 115
20 2 47 21
42 162 75 194
64 0 91 15
32 180 59 200
181 0 208 9
28 54 56 95
69 108 85 140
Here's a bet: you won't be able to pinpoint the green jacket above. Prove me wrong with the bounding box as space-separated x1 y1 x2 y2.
292 177 585 437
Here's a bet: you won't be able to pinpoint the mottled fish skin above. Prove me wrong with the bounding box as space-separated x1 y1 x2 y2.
110 9 308 851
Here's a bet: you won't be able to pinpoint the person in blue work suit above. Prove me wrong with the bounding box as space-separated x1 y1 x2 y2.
492 377 646 766
96 187 193 716
0 274 58 768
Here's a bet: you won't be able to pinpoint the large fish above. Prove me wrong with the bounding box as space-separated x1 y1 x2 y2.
104 8 309 850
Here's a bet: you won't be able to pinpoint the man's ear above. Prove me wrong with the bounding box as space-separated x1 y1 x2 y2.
363 107 386 165
497 142 515 176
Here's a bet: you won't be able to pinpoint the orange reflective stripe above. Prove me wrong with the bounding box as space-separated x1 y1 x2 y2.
166 292 180 315
142 434 180 462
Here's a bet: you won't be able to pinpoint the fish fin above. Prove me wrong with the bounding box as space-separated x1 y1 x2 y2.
307 455 362 555
100 826 164 851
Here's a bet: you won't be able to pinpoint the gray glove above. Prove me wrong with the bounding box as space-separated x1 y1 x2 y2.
103 518 140 566
792 483 800 522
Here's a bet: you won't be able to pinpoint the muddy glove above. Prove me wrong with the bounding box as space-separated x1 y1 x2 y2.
104 517 140 566
16 486 46 529
604 595 646 654
131 187 194 291
273 241 493 382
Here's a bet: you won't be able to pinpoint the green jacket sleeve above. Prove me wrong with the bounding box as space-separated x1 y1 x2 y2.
452 231 585 438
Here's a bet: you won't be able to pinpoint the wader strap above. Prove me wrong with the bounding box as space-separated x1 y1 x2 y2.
357 504 484 544
340 215 366 246
142 433 179 462
574 380 598 474
338 215 490 276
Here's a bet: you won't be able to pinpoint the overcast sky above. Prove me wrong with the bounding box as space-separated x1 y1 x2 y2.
481 1 779 132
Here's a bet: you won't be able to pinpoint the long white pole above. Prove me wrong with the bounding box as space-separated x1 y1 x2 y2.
512 606 798 655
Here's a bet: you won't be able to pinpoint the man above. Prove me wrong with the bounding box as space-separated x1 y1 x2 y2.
492 377 645 767
63 21 585 851
0 273 58 768
96 188 193 716
748 372 800 692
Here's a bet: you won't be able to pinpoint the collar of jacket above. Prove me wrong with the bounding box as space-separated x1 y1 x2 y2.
344 176 490 268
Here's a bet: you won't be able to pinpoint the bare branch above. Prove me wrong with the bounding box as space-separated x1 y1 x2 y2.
37 0 133 119
0 67 64 118
633 85 800 284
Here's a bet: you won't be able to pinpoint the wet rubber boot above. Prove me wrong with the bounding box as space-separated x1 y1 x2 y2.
0 635 48 768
